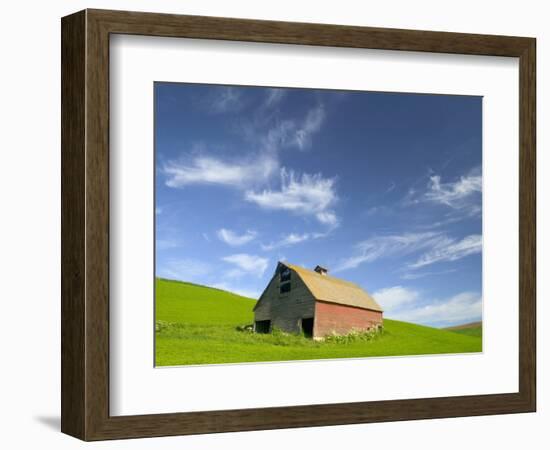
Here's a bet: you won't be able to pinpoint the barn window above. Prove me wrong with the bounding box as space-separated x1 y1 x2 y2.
280 282 291 294
280 267 291 283
255 320 271 334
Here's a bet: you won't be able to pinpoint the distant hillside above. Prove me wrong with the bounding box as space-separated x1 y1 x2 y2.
444 321 482 338
155 278 483 366
155 278 256 326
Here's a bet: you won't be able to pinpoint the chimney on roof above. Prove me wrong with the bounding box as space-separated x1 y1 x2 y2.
314 265 328 276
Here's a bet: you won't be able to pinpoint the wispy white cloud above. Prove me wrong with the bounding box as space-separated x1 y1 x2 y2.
400 268 457 280
246 104 326 156
372 286 419 312
414 215 464 230
290 104 325 150
246 103 326 152
261 232 311 251
385 181 396 193
364 205 393 217
162 154 278 189
155 207 162 215
315 211 339 227
208 87 243 113
425 167 481 208
259 120 295 154
245 168 338 225
163 96 337 223
404 167 482 218
163 154 341 225
222 253 269 278
407 234 482 269
263 88 286 108
333 232 443 272
163 100 327 192
335 232 482 273
217 228 257 247
385 291 482 327
261 225 335 251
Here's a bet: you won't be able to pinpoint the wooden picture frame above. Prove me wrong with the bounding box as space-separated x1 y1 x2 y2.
61 9 536 441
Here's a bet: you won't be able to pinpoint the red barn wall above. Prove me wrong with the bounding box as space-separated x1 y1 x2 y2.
314 301 383 338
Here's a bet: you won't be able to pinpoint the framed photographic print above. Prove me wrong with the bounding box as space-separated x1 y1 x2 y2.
61 9 536 440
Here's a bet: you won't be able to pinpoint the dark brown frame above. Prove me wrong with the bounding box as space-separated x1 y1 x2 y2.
61 9 536 441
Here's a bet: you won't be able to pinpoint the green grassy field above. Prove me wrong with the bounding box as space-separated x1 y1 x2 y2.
155 278 482 366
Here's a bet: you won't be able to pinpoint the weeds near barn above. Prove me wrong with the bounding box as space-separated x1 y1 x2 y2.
158 322 384 349
323 326 383 344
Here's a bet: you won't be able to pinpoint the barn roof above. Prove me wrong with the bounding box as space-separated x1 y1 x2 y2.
284 263 383 312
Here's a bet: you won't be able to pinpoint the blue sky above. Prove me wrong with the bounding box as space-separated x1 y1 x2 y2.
155 83 482 328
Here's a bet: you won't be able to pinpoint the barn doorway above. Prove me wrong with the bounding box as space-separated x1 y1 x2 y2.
301 317 314 338
255 320 271 334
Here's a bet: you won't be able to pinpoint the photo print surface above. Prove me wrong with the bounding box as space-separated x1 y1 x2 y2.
154 82 482 367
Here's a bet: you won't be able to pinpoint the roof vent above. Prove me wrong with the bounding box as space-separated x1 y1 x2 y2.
314 265 328 276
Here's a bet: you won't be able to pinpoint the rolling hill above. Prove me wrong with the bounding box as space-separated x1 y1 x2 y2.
155 278 482 366
444 321 483 338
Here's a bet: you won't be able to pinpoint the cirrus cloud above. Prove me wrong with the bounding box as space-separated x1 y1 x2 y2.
162 97 338 224
404 167 482 218
222 253 269 277
216 228 257 247
425 167 481 208
334 232 482 273
207 87 244 114
333 232 443 272
245 168 339 225
162 154 277 189
291 104 325 150
408 234 482 269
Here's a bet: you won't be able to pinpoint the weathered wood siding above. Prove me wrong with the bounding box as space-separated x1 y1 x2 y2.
314 301 383 338
254 268 316 334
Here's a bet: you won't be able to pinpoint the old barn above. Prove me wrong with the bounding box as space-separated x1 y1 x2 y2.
253 262 383 339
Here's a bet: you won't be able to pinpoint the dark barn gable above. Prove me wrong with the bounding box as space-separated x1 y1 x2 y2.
254 262 383 339
254 263 316 335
